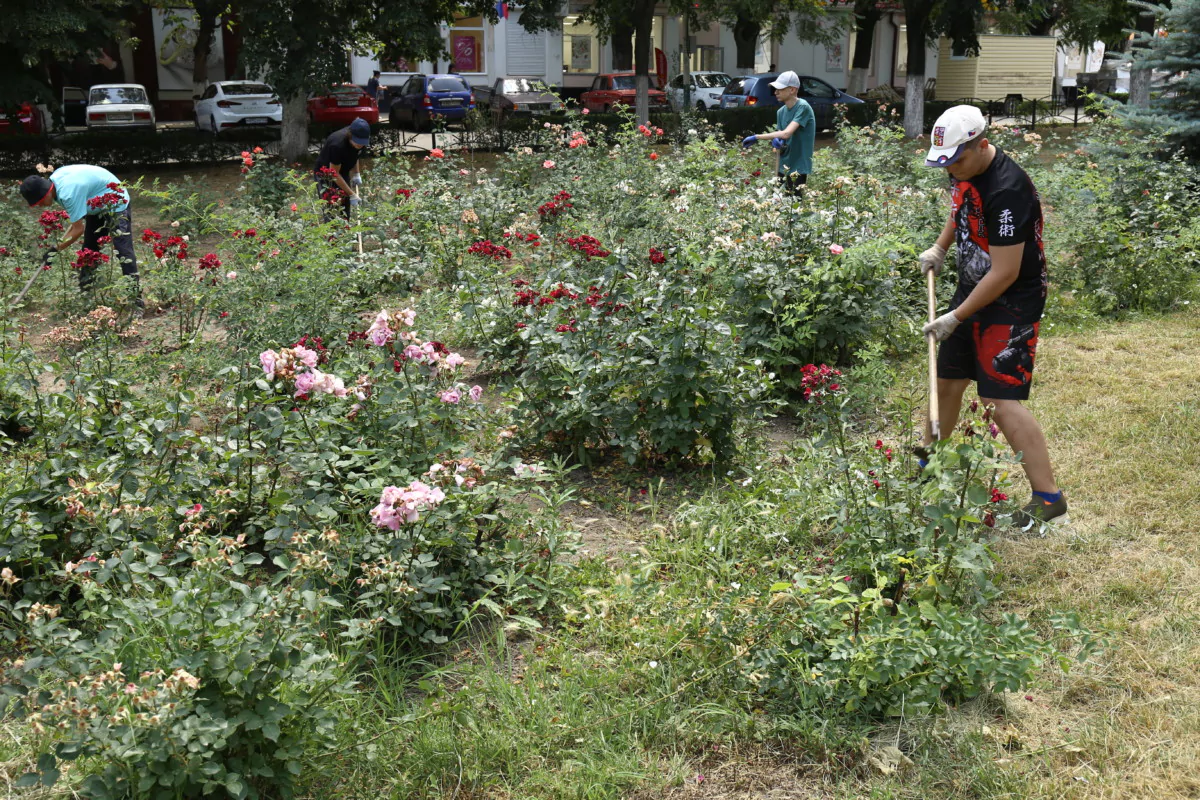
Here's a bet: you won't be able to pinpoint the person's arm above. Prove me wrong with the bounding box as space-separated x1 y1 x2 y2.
935 214 955 251
752 120 801 143
56 219 86 251
327 163 354 196
947 243 1022 320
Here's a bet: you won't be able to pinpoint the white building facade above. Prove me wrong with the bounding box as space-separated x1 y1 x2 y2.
351 4 937 98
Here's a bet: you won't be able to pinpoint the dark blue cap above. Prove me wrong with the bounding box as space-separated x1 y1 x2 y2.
349 117 370 146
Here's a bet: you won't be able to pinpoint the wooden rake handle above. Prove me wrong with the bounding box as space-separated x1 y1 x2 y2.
926 269 940 440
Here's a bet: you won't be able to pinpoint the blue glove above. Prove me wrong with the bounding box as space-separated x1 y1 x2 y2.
771 137 785 150
741 135 757 149
350 175 363 187
349 195 362 208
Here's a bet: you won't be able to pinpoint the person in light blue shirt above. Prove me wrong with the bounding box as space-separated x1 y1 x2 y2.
19 164 142 309
740 70 816 197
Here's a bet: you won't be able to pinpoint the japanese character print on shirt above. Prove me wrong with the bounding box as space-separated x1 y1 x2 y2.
948 148 1049 325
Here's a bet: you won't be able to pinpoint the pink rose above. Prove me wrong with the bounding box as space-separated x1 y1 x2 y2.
543 160 556 169
294 345 319 369
581 108 590 115
294 371 316 397
469 384 483 402
403 344 424 362
829 244 844 255
439 389 461 404
429 148 445 159
259 349 278 379
443 352 465 370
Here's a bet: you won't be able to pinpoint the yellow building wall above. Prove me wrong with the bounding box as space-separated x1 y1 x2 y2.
933 35 1057 102
935 38 979 101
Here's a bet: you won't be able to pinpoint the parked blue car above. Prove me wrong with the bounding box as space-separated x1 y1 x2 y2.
718 73 863 130
388 73 475 130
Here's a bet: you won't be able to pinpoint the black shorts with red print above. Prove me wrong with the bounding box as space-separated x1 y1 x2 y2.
938 321 1039 400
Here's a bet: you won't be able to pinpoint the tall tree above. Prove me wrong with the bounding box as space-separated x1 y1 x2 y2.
899 0 987 137
238 0 496 160
701 0 841 71
153 0 232 98
1123 0 1198 147
0 0 135 110
847 0 882 95
519 0 664 123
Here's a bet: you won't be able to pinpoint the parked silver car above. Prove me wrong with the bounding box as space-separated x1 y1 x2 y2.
86 84 155 131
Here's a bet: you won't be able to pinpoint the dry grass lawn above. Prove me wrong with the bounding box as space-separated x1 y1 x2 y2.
962 308 1200 799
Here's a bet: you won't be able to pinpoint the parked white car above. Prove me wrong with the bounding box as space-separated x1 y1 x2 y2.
86 84 155 131
193 81 282 133
667 71 733 110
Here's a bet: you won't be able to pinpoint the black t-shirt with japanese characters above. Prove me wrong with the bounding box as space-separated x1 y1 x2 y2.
948 147 1048 324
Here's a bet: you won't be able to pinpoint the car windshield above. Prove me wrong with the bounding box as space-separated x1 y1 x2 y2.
223 83 273 96
502 79 551 94
723 78 747 95
696 73 731 89
611 76 637 90
429 78 469 92
89 87 147 105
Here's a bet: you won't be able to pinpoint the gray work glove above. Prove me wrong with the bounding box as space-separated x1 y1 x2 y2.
349 195 362 208
923 311 962 342
350 175 363 187
919 243 947 276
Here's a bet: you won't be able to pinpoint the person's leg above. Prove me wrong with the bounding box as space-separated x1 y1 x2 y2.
111 207 143 307
79 214 102 292
923 321 976 446
983 397 1057 493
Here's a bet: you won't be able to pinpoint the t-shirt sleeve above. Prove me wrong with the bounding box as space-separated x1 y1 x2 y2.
983 187 1032 246
797 101 814 128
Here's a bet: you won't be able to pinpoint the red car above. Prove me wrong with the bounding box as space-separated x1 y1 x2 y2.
580 73 669 114
306 85 379 126
0 102 45 135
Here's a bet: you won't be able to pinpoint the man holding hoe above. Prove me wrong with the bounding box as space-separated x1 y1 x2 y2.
918 105 1068 528
19 165 143 311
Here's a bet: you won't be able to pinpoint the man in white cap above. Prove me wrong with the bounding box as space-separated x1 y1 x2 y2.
740 70 815 196
918 104 1067 529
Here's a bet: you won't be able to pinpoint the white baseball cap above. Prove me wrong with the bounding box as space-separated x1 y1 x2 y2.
769 71 800 90
925 105 987 167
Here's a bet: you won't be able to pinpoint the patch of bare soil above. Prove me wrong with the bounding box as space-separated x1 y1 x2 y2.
631 746 850 800
562 500 647 561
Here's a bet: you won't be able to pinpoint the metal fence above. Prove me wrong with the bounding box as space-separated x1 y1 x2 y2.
951 94 1091 129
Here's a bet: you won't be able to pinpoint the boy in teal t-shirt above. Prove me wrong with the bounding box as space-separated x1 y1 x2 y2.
740 70 816 196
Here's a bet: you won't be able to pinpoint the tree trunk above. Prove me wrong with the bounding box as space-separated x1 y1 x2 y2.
847 2 880 96
732 14 760 71
191 8 218 99
1129 7 1157 107
281 93 309 162
903 6 929 137
613 22 634 71
634 5 653 124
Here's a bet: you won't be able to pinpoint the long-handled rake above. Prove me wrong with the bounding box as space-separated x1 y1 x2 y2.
8 256 49 313
926 269 941 440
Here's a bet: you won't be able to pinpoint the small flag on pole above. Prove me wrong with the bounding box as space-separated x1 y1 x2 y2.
495 1 509 19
